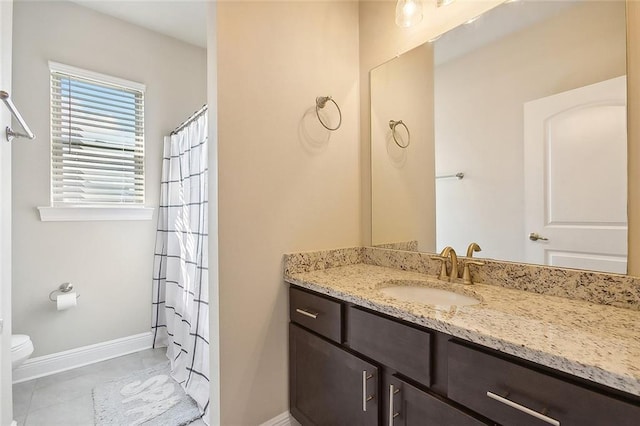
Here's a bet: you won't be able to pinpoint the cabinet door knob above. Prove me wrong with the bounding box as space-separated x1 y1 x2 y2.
487 391 560 426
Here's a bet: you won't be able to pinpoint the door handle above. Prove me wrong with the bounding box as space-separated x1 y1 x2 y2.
529 232 549 242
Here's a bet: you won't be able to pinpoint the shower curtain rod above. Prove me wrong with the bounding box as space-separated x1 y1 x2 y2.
171 104 208 135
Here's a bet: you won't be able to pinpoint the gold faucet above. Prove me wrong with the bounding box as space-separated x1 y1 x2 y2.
439 246 458 282
466 242 481 258
462 242 484 284
433 243 484 284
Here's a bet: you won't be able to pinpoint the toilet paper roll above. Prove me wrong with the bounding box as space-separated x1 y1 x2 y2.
56 292 77 311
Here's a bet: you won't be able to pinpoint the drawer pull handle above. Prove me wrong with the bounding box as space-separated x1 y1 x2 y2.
362 371 374 412
487 391 560 426
388 384 401 425
295 308 318 319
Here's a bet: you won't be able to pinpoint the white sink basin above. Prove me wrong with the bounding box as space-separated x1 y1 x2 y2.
379 285 481 307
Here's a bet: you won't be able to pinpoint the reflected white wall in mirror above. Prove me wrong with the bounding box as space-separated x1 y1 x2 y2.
370 0 628 273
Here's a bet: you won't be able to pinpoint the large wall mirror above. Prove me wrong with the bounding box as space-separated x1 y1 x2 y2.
370 0 628 274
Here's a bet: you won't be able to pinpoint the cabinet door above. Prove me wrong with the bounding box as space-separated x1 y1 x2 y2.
290 324 379 425
383 374 488 426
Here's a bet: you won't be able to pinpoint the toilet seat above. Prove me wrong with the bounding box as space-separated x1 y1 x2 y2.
11 334 34 368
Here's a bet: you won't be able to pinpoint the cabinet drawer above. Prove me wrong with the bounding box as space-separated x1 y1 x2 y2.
448 341 640 426
289 287 342 343
384 374 488 426
347 306 431 386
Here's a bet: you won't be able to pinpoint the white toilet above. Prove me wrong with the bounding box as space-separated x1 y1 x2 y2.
11 334 34 369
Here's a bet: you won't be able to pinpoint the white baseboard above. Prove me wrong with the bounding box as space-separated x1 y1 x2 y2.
12 331 154 384
259 411 299 426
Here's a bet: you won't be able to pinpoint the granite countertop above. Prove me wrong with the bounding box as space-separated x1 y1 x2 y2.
285 263 640 398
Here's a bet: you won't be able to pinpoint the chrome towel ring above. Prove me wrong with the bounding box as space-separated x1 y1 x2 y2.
316 96 342 131
389 120 410 148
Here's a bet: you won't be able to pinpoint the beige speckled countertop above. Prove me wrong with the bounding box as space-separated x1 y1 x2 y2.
285 263 640 398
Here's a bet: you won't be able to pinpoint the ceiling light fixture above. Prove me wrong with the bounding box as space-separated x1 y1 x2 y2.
395 0 423 28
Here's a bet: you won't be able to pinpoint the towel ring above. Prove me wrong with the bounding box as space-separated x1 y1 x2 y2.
389 120 410 148
315 96 342 131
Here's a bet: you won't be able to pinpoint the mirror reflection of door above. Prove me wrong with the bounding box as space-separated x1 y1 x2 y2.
524 76 627 274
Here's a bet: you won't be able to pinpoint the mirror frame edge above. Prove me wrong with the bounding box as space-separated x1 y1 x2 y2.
627 0 639 276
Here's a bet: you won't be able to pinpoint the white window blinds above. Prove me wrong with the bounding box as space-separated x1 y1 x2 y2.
50 63 145 206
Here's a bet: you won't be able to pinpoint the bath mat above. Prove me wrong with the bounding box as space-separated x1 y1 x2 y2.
93 362 201 426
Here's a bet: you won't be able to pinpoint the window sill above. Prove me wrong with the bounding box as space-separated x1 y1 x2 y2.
38 206 154 222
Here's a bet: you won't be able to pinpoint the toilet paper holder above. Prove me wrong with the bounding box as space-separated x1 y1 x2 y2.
48 282 80 302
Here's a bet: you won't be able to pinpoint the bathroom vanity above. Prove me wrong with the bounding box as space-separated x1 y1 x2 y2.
284 248 640 425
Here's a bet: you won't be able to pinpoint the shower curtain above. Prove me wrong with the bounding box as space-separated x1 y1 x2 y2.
152 110 209 422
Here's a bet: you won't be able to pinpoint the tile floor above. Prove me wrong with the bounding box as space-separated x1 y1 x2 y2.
12 348 207 426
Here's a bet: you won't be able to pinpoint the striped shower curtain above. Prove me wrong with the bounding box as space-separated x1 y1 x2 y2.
152 110 210 422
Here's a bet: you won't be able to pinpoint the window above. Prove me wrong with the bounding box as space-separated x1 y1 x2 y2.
39 62 152 221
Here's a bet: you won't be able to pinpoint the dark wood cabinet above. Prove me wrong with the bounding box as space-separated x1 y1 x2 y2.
288 286 640 426
289 288 485 425
290 323 379 425
382 374 489 426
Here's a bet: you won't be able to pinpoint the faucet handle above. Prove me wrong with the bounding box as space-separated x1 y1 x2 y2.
461 259 485 285
430 255 449 281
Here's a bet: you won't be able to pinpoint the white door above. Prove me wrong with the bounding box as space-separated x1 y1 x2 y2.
524 76 627 273
0 1 13 424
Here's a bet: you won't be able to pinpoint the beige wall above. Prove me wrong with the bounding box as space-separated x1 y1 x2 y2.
217 1 360 423
371 43 435 251
434 1 625 260
11 1 206 356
